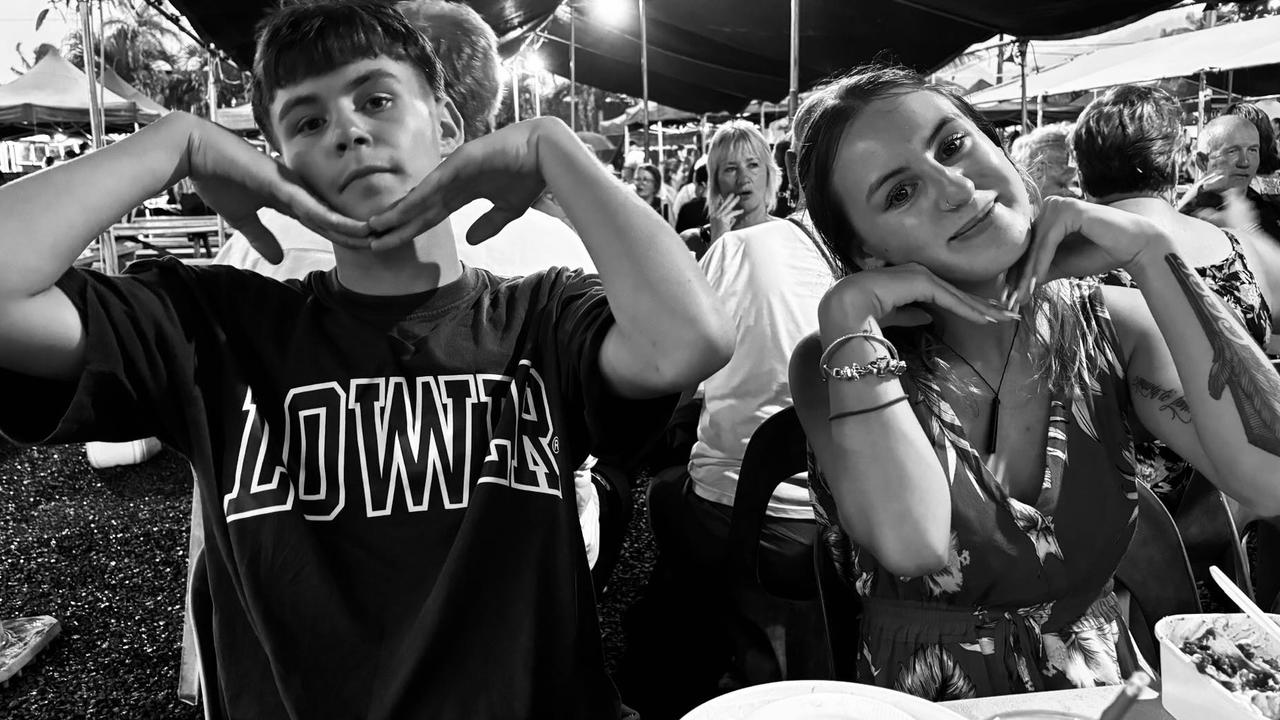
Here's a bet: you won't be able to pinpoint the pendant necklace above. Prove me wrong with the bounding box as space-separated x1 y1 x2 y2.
933 323 1020 454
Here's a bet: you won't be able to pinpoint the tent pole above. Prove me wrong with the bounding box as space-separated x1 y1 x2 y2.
1198 70 1207 135
639 0 650 156
569 2 577 131
80 0 116 275
1227 69 1234 104
788 0 799 121
512 68 520 123
1036 94 1043 127
657 121 664 164
1017 39 1029 133
760 101 765 131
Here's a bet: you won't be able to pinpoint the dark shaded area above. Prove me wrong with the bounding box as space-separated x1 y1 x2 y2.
0 442 656 717
169 0 1182 113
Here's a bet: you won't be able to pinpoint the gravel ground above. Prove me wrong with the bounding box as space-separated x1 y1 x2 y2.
0 442 657 719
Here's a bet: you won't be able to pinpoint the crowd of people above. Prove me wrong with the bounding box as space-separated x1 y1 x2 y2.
2 1 1280 718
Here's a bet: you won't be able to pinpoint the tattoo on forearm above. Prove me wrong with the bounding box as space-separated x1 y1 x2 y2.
1134 377 1192 424
1165 253 1280 456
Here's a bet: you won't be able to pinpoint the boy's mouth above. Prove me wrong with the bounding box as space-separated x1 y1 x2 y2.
339 165 394 193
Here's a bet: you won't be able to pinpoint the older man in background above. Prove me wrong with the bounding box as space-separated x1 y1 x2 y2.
1009 122 1080 198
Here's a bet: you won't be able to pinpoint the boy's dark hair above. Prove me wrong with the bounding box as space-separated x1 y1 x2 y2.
251 0 446 148
1072 85 1182 199
397 0 500 141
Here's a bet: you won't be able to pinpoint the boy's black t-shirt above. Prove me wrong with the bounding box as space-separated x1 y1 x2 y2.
0 258 674 719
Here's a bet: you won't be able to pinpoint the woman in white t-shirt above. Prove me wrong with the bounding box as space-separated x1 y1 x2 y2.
621 120 837 717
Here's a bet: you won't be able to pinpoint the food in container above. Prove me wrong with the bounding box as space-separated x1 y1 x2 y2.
1157 613 1280 719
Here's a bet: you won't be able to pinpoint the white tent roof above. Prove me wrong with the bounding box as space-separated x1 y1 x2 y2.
967 15 1280 106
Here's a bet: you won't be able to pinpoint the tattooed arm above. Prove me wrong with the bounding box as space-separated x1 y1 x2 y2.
1104 244 1280 514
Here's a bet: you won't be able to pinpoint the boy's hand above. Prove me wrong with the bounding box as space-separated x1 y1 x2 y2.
186 118 371 263
366 118 560 252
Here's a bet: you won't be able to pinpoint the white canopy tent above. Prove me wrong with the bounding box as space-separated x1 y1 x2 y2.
967 15 1280 106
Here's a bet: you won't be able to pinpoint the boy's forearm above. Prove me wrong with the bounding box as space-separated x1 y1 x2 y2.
533 119 733 383
0 112 195 298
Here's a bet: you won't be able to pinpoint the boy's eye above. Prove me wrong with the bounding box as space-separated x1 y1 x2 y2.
364 94 393 112
295 117 324 135
940 133 968 159
885 182 916 209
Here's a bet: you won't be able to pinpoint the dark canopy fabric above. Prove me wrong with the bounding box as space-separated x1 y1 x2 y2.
169 0 1181 114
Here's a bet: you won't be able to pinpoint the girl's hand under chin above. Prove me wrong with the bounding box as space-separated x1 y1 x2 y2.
1004 196 1174 307
817 262 1020 333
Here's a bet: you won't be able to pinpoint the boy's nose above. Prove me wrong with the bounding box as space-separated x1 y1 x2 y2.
335 124 373 153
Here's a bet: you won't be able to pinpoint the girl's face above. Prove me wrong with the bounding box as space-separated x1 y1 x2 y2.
634 170 658 201
716 148 768 216
831 90 1033 283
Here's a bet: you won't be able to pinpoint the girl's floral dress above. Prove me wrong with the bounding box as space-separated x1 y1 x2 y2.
811 281 1143 700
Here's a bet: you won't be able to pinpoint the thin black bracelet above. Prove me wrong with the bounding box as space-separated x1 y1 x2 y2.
828 395 909 422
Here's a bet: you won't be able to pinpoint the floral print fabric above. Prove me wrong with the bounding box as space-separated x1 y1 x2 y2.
810 281 1140 700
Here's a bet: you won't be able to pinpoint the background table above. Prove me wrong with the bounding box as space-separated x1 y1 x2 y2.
940 686 1173 719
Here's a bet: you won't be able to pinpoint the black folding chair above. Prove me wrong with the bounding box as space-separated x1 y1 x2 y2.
1114 481 1201 673
725 406 829 680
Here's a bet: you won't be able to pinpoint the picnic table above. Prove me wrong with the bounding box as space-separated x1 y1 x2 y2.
940 685 1173 719
109 215 225 259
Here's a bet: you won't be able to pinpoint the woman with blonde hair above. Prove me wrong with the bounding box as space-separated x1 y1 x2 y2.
789 64 1280 700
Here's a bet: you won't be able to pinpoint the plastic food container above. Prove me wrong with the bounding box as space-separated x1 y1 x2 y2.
1156 613 1280 719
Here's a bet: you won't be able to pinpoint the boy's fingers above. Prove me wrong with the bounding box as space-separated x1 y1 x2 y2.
234 217 284 265
467 206 524 246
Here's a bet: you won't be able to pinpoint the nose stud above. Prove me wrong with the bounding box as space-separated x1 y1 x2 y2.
944 199 963 211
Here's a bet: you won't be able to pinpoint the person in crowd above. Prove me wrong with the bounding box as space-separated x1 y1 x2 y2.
1009 122 1080 199
1224 102 1280 199
1181 114 1280 247
1074 85 1280 507
634 162 674 225
772 136 797 217
672 155 705 221
621 120 835 719
675 162 709 234
0 4 733 719
789 64 1280 700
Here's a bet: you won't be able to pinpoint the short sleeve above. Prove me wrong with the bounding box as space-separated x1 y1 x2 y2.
0 258 212 448
544 268 678 468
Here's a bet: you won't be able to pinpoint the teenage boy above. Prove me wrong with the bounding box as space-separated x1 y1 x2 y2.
0 3 732 719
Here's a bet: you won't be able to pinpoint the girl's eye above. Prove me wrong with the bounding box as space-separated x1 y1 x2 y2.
365 94 392 111
885 183 915 209
940 133 968 159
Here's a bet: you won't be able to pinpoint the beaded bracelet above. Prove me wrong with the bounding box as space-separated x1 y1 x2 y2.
819 332 907 382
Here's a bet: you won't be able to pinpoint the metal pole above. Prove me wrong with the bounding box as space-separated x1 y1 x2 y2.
1036 94 1043 127
1227 69 1234 104
533 72 541 117
512 69 520 123
569 2 577 131
759 101 766 131
788 0 799 120
80 0 116 275
639 0 650 155
1018 40 1029 133
206 47 218 121
1198 70 1207 134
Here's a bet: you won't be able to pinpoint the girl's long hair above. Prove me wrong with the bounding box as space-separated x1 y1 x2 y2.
792 64 1098 396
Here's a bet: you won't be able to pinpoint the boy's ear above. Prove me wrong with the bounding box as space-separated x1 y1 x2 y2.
438 97 464 157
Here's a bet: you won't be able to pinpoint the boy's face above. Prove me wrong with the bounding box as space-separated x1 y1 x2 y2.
268 56 461 221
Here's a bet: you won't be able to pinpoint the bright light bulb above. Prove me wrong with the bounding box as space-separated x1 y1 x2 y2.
525 54 545 76
595 0 629 27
